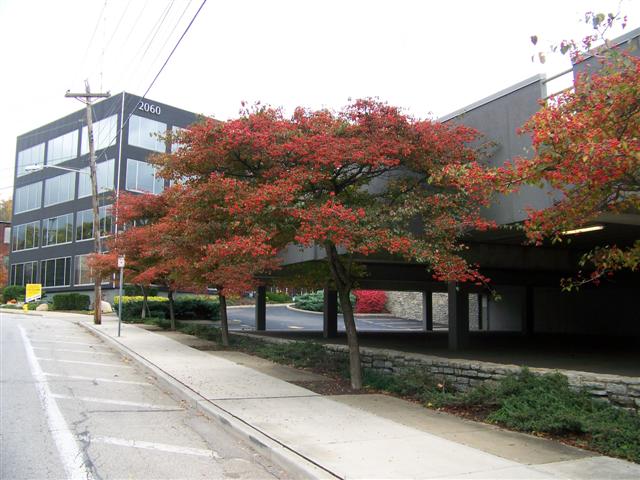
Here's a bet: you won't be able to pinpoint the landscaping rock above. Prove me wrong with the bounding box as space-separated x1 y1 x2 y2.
36 303 49 311
101 301 113 313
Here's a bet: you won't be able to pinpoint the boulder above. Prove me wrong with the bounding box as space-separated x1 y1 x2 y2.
101 301 113 313
36 303 49 311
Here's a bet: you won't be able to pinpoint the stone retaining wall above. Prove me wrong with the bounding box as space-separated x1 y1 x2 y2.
325 344 640 411
239 333 639 411
385 291 480 329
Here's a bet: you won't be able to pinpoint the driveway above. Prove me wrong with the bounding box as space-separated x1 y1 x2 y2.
226 305 426 331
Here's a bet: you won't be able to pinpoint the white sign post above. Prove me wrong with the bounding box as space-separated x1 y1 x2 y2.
117 256 125 337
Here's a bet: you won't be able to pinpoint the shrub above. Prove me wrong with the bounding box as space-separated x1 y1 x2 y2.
3 285 26 302
119 296 219 322
113 296 168 304
52 293 91 311
293 290 355 313
456 368 640 463
354 290 387 313
266 291 292 303
293 291 324 311
122 284 159 296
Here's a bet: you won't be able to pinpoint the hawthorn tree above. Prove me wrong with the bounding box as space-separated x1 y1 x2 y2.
152 178 281 346
158 99 497 389
92 192 201 330
493 16 640 287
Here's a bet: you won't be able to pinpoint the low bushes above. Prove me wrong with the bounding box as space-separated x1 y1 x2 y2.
354 290 387 313
52 293 91 311
117 295 219 322
3 285 25 303
293 290 355 313
363 367 640 463
265 291 292 303
122 284 159 296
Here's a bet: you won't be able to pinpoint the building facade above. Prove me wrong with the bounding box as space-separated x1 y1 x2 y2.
8 93 197 296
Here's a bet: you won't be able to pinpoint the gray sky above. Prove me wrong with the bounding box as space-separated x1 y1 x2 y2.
1 0 638 201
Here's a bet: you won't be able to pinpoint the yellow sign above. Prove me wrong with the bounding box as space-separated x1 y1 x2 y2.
25 283 42 303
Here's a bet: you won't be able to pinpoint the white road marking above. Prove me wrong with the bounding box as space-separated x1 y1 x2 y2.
18 326 94 480
43 373 151 386
36 358 132 368
30 340 109 348
86 435 222 458
52 394 181 410
34 347 115 356
288 325 304 329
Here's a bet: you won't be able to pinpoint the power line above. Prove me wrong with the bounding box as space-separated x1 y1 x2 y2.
147 0 195 74
79 0 108 69
95 0 208 166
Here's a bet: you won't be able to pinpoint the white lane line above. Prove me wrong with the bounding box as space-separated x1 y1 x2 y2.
43 373 151 386
30 340 109 348
18 326 94 480
86 435 222 459
36 358 133 368
52 394 181 410
34 347 115 356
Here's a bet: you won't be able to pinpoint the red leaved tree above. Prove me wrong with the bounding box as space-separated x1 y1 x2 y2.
494 19 640 288
157 99 497 389
149 179 281 345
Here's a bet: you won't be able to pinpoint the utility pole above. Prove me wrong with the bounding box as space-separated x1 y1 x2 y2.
66 81 110 324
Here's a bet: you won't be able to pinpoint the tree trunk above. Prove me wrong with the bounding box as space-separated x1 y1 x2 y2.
219 291 230 347
168 289 176 331
141 285 148 320
324 242 362 390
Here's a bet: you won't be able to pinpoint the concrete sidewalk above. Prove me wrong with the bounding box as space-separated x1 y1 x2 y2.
75 316 640 479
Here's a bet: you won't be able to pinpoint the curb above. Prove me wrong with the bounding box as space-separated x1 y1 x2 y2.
285 304 397 318
79 321 340 480
0 308 43 316
227 303 293 309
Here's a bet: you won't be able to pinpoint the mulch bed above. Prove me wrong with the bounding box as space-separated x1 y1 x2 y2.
290 378 369 396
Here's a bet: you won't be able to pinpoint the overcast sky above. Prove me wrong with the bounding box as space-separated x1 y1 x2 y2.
1 0 638 201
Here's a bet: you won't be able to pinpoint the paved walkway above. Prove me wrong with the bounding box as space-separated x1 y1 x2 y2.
66 314 640 479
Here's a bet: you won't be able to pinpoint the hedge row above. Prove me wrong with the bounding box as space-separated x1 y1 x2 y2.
119 297 220 322
52 293 91 311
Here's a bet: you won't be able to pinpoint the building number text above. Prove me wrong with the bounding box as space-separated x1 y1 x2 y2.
137 101 161 115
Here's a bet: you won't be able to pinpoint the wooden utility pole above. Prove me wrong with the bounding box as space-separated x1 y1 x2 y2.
65 81 110 324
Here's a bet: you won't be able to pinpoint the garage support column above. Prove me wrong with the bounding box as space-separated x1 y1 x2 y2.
323 287 338 338
524 285 534 336
448 282 469 350
255 285 266 331
423 291 433 331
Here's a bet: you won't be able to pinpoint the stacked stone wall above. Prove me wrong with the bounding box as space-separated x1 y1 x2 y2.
239 333 639 411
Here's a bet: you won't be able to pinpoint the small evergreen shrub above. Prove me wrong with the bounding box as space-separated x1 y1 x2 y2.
354 290 388 313
293 290 355 313
3 285 26 302
52 293 91 311
114 296 168 304
266 291 292 303
122 284 159 296
119 296 219 322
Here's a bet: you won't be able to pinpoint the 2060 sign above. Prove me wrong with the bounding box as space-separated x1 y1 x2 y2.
137 101 161 115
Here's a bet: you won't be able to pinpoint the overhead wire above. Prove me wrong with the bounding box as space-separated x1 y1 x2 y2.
94 0 208 166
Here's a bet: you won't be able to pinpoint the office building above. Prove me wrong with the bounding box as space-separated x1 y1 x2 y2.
9 93 197 298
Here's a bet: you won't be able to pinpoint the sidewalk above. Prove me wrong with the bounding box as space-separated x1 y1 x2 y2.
77 315 640 479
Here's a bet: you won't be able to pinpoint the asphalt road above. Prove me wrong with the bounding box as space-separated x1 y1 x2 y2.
226 305 426 331
0 311 288 480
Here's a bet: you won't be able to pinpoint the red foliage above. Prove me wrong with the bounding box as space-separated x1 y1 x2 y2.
354 290 388 313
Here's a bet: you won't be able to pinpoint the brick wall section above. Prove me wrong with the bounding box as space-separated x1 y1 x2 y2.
237 333 640 411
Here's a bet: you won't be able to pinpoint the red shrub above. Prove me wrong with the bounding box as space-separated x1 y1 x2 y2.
354 290 388 313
